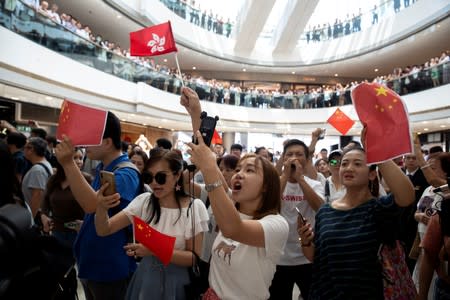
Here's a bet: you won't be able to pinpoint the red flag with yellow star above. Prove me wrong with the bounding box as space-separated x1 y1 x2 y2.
351 83 412 164
133 215 176 265
56 100 107 146
212 130 223 145
327 108 355 135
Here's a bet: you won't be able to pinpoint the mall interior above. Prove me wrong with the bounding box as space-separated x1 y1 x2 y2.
0 0 450 299
0 0 449 154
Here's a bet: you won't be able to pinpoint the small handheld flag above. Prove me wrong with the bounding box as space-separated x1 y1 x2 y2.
133 216 176 265
351 83 412 164
327 108 355 135
56 100 107 146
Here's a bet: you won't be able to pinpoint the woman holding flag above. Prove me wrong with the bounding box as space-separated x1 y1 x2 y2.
94 148 209 299
181 87 289 299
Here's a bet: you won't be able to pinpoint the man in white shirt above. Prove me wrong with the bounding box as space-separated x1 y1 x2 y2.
269 139 324 300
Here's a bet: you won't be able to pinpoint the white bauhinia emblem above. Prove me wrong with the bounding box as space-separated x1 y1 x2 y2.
147 33 166 53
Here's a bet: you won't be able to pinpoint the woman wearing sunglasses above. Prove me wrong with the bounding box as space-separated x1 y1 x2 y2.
181 87 289 299
94 148 209 299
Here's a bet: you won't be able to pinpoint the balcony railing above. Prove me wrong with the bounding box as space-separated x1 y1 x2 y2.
1 0 448 110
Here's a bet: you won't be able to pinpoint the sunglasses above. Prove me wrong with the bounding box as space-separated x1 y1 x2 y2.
142 172 169 185
329 159 341 166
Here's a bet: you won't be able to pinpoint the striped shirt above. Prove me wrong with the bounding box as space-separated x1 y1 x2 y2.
310 194 397 300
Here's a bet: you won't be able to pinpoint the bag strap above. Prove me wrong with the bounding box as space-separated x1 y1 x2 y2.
324 178 330 204
36 162 52 177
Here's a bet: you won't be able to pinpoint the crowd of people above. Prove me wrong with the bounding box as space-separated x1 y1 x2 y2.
304 0 418 43
1 83 449 299
160 0 233 38
1 0 449 112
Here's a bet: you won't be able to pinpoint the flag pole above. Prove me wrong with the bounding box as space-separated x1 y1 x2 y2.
174 53 185 87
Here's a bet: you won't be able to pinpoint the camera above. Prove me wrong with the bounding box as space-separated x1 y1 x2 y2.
194 111 219 147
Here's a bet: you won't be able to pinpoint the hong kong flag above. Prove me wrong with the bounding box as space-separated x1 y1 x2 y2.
133 216 176 265
130 21 178 57
56 100 107 146
351 83 412 164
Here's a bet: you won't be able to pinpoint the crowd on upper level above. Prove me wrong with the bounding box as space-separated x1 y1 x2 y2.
1 0 449 112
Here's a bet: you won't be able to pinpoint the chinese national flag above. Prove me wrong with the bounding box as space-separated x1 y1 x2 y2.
351 82 412 164
130 21 177 57
133 216 176 265
212 130 223 145
56 100 107 146
327 108 355 135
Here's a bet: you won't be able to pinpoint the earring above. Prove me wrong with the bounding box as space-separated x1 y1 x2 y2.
175 184 181 191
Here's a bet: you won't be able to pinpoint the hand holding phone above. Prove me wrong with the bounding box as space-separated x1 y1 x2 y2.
100 171 116 196
295 207 307 226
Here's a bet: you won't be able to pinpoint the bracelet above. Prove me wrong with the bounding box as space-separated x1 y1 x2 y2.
298 237 312 247
420 164 431 170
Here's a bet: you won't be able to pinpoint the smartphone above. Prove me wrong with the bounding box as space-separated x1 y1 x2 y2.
295 207 306 226
194 111 219 147
100 170 116 196
318 128 326 140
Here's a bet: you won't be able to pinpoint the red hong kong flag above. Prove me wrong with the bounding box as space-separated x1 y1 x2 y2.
212 130 223 145
133 216 176 265
351 82 412 164
327 108 355 135
56 100 107 146
130 21 178 57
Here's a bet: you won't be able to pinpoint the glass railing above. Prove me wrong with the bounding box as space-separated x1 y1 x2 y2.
1 0 448 110
158 0 234 38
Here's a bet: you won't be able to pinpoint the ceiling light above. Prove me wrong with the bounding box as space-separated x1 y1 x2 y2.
417 132 421 135
374 68 379 72
242 68 246 72
11 96 19 100
423 128 429 131
45 96 53 100
171 129 175 131
334 73 338 77
163 59 167 62
121 119 126 121
422 121 428 124
192 66 196 70
116 15 122 19
440 125 446 128
291 71 295 74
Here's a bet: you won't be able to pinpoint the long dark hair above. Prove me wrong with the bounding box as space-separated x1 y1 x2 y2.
45 148 83 196
144 148 187 224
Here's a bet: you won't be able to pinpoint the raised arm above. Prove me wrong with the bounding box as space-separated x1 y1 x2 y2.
413 134 446 188
180 87 202 134
188 132 266 248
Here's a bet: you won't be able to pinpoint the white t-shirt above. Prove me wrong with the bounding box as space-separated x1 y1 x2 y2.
279 177 324 265
198 184 233 262
123 193 209 250
209 213 288 300
325 177 346 203
416 186 437 236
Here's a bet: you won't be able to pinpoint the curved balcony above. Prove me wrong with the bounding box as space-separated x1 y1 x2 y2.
0 1 449 136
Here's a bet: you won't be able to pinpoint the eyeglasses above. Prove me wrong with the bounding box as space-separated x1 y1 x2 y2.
329 159 341 166
142 172 169 185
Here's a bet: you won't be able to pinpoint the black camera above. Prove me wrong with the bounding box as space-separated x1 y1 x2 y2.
194 111 219 147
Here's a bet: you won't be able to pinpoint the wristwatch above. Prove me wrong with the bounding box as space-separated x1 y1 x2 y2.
205 180 223 192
